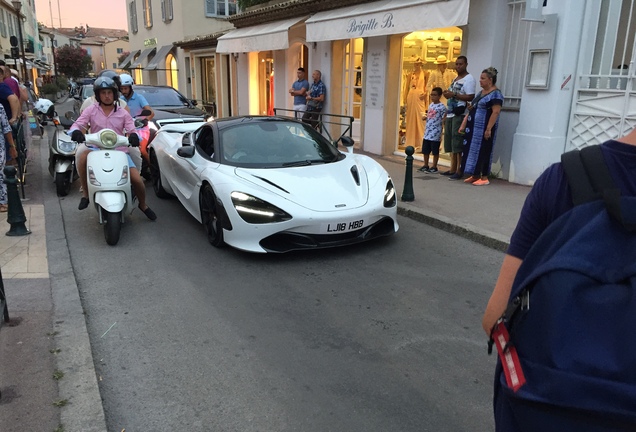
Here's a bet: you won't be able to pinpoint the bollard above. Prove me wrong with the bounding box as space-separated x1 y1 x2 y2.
401 145 415 202
0 266 8 327
4 166 31 236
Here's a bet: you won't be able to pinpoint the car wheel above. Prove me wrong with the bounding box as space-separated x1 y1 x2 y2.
149 150 170 198
199 185 224 248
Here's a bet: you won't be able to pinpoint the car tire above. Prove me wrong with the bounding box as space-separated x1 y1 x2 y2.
200 185 224 248
149 150 170 199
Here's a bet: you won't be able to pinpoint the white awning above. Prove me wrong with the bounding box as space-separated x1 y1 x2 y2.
306 0 469 42
118 50 140 69
130 47 156 68
145 45 174 70
216 17 306 53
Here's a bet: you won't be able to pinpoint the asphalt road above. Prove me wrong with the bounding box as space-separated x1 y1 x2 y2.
50 98 502 431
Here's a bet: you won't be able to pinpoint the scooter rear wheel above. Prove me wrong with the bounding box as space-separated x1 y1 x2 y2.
55 172 72 196
104 210 122 246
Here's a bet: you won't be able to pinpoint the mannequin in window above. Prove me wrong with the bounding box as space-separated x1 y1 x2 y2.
404 57 429 148
427 55 456 105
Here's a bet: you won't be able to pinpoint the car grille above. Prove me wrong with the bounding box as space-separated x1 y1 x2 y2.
259 217 396 253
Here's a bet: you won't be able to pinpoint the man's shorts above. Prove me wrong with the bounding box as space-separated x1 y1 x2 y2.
421 139 441 156
443 115 465 154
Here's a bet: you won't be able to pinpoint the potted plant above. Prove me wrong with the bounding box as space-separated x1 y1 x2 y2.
41 83 58 101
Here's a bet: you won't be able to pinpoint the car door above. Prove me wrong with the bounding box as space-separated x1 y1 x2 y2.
169 124 216 216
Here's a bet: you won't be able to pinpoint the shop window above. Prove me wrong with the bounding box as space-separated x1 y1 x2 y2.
201 57 216 108
205 0 238 17
166 54 178 90
0 10 7 38
258 52 274 116
398 27 462 151
134 67 143 85
342 38 364 120
129 1 138 34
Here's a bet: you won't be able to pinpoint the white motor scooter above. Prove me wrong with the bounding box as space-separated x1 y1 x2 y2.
83 128 138 245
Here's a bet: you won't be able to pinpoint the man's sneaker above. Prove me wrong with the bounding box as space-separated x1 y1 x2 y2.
428 167 438 173
440 170 455 176
448 173 463 180
417 166 430 172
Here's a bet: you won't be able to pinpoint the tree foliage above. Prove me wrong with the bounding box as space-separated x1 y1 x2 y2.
237 0 269 10
118 51 130 65
55 45 93 79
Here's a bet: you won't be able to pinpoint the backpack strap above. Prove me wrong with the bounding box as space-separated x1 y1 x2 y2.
561 148 598 205
562 145 631 231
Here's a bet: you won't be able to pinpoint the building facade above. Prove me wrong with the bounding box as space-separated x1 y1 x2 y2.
124 0 636 186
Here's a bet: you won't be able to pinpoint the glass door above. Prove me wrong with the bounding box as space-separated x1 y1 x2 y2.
342 38 364 142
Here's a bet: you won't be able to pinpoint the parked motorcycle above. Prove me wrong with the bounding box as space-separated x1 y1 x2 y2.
48 111 78 196
82 128 137 245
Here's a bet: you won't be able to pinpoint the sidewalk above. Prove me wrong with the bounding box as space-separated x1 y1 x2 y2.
0 127 531 431
0 132 107 432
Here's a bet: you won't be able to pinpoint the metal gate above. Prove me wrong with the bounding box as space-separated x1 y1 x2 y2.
567 0 636 150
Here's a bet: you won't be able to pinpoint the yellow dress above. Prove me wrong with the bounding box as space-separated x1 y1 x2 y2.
405 69 428 149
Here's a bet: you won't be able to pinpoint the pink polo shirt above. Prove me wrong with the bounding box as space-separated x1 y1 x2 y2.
71 103 135 136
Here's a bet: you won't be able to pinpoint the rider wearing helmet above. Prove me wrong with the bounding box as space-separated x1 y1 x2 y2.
69 76 157 220
119 73 154 120
80 69 128 114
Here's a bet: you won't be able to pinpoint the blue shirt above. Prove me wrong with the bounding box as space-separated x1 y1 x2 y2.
508 140 636 260
292 79 309 105
121 91 150 118
307 80 326 110
0 83 14 120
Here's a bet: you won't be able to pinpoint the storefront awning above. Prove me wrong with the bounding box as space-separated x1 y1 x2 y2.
118 50 140 69
306 0 469 42
144 45 173 70
129 47 156 68
216 17 306 53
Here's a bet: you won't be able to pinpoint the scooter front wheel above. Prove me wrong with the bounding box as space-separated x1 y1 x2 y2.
103 210 122 246
55 172 72 196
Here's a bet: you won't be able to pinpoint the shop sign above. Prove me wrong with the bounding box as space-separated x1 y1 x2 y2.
346 13 395 37
144 38 157 47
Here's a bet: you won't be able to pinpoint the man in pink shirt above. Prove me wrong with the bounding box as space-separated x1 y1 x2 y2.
70 76 156 220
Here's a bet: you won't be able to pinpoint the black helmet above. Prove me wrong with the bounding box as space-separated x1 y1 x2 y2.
98 69 121 88
93 76 119 104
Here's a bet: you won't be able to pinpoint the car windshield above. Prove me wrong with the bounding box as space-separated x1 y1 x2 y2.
220 120 342 168
82 85 94 100
133 87 191 108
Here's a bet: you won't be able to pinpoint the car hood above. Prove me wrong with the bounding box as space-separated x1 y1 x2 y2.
234 159 372 211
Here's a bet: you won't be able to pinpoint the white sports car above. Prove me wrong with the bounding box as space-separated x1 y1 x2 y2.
148 116 398 253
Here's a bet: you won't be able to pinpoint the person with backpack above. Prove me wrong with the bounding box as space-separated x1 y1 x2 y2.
482 131 636 431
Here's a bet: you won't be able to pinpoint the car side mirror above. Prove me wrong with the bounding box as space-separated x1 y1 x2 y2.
182 132 192 146
339 136 354 154
177 145 195 158
190 99 198 106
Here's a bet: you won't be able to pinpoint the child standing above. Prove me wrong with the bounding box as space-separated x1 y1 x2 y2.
418 87 447 173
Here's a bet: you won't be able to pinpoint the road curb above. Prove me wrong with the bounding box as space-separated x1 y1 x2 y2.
397 203 510 252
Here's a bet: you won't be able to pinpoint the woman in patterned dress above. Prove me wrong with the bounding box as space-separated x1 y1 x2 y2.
459 67 503 186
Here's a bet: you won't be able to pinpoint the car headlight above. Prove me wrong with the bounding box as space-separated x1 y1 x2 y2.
384 179 396 207
231 191 292 224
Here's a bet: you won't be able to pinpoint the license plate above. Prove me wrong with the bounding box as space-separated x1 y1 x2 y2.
322 219 365 234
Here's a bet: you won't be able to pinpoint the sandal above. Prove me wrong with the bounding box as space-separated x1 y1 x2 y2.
0 204 7 213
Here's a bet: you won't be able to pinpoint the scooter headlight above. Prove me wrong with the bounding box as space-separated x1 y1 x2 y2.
99 130 118 149
56 140 78 155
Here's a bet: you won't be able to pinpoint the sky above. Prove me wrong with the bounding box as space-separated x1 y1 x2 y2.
34 0 128 30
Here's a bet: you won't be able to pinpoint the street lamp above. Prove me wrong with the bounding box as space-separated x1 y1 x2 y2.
11 1 28 83
49 33 57 78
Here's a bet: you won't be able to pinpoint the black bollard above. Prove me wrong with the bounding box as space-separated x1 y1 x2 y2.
401 145 415 202
0 266 8 327
4 166 31 236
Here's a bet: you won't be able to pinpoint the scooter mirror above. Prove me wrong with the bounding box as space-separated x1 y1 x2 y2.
64 111 76 121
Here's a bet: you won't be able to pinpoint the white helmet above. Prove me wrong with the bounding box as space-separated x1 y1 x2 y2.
119 73 134 87
34 98 55 116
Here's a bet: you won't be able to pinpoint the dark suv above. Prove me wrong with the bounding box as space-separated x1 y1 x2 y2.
132 85 207 130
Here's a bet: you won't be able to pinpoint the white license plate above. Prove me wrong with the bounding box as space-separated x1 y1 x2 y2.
322 219 365 234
